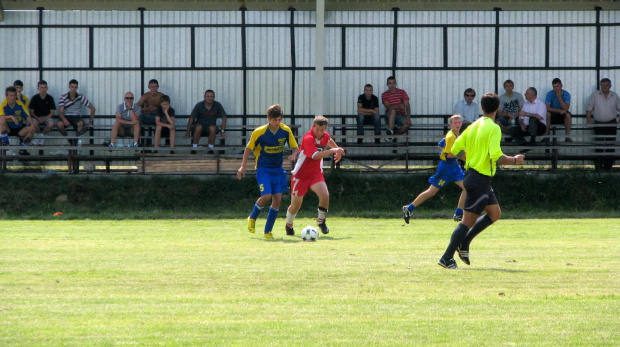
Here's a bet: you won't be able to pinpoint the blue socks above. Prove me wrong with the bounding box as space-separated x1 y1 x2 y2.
407 203 416 212
249 203 264 220
264 207 279 233
249 203 279 234
1 132 8 144
454 208 463 218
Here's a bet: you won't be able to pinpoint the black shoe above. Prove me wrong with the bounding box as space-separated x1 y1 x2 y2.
170 150 175 154
456 246 470 265
191 150 197 154
357 139 363 144
76 127 88 136
402 205 411 224
285 225 295 236
375 139 380 144
318 222 329 235
19 150 29 156
438 257 458 269
207 150 214 155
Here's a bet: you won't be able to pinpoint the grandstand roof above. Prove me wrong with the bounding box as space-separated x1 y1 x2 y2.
2 0 619 12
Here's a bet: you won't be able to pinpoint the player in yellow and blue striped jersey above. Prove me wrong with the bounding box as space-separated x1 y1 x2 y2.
402 114 467 224
237 104 299 239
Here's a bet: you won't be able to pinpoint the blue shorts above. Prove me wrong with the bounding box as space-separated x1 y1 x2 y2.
428 160 465 189
256 167 288 196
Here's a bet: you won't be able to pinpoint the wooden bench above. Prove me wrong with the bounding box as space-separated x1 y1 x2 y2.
137 153 294 175
2 115 617 174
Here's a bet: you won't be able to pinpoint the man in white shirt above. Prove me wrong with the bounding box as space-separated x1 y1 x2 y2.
453 88 479 131
509 87 547 146
586 78 620 170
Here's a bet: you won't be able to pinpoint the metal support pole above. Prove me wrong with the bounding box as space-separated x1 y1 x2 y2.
314 0 325 116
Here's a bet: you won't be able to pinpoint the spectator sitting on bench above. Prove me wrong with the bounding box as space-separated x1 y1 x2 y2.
381 76 411 140
28 80 57 146
12 80 30 109
105 92 141 147
356 84 381 144
154 94 176 152
0 86 35 154
545 78 573 142
185 89 227 153
58 79 96 140
453 88 479 131
586 78 620 171
137 79 163 127
496 80 524 137
510 87 547 147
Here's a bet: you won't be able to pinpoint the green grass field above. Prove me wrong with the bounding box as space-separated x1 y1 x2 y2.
1 218 618 346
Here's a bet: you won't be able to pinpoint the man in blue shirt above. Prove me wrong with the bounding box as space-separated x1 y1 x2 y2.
545 78 573 142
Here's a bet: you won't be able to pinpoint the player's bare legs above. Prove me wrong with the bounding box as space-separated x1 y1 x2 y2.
412 185 439 206
286 195 305 235
456 182 466 209
454 181 466 221
310 181 330 234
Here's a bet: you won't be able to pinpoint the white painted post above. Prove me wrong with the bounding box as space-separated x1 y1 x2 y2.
314 0 325 117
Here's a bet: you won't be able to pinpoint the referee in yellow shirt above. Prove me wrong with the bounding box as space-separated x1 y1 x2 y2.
438 93 525 269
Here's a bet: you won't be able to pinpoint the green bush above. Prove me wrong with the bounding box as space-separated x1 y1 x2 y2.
0 171 617 219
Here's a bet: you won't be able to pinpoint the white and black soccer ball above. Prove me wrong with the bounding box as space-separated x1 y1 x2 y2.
301 226 319 242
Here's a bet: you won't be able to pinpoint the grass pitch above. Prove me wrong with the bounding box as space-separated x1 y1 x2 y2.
1 218 618 346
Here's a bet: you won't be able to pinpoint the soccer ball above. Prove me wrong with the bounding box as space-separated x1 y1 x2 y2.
301 226 319 242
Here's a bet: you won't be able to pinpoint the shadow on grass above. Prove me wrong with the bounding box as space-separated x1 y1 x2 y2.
316 236 354 241
461 268 528 273
253 236 354 243
255 237 299 243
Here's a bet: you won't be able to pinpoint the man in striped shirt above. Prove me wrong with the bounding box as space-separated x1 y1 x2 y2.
381 76 411 139
57 79 96 139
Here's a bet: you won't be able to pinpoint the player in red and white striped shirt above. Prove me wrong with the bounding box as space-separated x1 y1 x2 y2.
285 116 345 236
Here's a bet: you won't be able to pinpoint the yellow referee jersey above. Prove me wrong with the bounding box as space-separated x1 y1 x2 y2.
451 116 504 177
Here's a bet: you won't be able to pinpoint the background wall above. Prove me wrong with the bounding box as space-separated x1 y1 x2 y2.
0 9 619 139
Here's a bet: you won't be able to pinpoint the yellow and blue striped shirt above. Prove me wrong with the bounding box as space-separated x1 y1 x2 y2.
247 123 298 169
